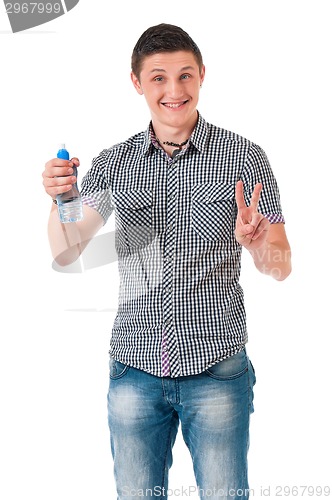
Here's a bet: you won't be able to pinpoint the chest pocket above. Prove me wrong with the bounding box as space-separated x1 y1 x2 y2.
112 189 153 248
191 183 235 241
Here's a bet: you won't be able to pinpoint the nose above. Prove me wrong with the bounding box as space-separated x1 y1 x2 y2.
166 78 184 99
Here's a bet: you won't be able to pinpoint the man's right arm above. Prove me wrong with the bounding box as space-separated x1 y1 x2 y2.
43 157 104 266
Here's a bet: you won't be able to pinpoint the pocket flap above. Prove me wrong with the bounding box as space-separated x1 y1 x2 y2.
113 189 153 210
192 183 234 203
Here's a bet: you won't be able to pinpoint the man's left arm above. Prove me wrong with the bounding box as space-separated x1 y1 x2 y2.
248 222 291 281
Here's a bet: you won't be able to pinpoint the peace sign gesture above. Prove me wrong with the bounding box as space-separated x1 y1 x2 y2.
235 181 270 250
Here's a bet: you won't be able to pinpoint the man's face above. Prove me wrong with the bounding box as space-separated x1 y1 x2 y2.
131 51 205 132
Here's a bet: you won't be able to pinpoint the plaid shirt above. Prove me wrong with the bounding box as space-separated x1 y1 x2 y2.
81 113 284 377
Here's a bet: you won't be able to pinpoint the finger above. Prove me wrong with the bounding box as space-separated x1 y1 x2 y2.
46 184 74 199
43 166 75 182
43 158 74 178
43 175 76 198
252 217 270 240
235 223 255 242
43 173 76 187
236 212 266 237
70 157 80 167
235 180 246 210
250 183 263 211
45 158 72 169
43 175 77 203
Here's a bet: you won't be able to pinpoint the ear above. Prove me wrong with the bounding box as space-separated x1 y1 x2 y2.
200 64 206 86
131 72 144 95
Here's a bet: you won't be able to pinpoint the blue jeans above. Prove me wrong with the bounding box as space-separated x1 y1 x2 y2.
107 349 256 499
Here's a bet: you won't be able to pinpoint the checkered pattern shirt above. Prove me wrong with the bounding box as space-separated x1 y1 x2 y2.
81 113 284 378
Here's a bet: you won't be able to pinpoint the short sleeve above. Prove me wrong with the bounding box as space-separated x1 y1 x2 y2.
242 144 285 224
80 150 113 224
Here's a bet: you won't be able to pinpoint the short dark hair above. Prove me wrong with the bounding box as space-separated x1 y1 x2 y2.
131 23 203 78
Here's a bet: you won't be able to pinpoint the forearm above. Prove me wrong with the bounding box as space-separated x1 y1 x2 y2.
249 239 292 281
48 203 83 266
48 203 104 266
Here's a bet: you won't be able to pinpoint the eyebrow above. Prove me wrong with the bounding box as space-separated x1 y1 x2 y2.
149 65 196 74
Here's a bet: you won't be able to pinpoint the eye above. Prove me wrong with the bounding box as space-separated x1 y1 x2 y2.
180 74 191 80
153 76 164 82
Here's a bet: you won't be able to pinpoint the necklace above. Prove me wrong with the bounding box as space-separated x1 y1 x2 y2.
161 138 190 147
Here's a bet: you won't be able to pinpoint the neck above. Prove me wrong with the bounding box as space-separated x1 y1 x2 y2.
151 111 198 146
154 129 192 146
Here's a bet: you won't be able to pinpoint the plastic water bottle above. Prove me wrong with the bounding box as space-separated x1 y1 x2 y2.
56 144 83 223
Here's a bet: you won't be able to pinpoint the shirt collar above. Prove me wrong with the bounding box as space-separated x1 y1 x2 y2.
141 111 209 157
190 112 209 154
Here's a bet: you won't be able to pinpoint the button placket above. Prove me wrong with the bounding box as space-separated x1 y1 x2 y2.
162 159 180 376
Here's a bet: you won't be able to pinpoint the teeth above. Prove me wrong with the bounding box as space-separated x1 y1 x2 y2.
164 102 183 108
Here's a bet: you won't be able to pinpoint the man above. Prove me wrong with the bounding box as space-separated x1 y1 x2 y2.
43 23 291 500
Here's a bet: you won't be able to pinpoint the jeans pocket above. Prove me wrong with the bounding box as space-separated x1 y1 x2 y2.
109 357 130 380
191 182 235 241
205 349 248 380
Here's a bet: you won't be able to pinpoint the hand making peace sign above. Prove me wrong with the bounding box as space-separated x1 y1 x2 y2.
235 180 270 250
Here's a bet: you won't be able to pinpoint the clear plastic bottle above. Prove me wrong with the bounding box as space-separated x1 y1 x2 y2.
56 144 83 223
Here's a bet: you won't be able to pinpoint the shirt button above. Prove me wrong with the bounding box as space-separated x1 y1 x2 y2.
165 319 171 326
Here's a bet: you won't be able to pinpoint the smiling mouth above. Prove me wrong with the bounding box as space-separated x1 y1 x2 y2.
162 100 189 108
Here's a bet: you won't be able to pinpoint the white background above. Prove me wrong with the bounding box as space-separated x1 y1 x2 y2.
1 1 331 498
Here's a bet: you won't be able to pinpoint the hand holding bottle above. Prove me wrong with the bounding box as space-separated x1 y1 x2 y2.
42 156 79 199
42 145 83 222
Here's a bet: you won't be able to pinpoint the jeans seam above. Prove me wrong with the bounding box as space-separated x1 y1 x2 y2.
247 359 255 415
109 366 129 380
161 410 177 493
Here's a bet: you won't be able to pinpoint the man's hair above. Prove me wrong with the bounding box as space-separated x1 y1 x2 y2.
131 23 203 78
